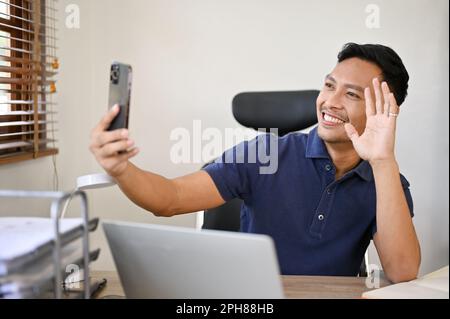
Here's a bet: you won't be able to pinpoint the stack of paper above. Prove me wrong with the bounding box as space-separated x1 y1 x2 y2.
362 266 449 299
0 217 99 298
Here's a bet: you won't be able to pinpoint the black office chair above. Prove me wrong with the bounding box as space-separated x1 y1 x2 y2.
201 90 368 277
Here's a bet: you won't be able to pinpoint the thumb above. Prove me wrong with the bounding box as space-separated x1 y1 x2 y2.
344 123 359 144
99 104 120 131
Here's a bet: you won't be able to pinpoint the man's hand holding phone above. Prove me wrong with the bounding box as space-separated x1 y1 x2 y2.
90 104 139 178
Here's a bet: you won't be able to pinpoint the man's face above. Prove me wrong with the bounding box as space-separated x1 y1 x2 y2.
316 57 383 144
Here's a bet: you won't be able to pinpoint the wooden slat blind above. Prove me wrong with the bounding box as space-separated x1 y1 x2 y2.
0 0 58 165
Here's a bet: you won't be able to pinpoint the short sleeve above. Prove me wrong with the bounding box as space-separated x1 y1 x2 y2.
371 174 414 237
202 133 278 203
202 141 252 202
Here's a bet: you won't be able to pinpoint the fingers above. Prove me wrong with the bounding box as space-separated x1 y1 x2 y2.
90 105 129 152
111 147 140 165
93 104 120 135
388 92 400 121
118 147 140 161
344 123 359 144
364 87 376 117
381 82 391 117
99 139 135 158
95 129 129 148
373 78 384 114
377 79 400 121
89 105 139 177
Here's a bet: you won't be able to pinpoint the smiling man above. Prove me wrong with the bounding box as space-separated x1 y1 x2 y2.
90 43 421 283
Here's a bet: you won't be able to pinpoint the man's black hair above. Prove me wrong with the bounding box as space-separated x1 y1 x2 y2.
338 43 409 106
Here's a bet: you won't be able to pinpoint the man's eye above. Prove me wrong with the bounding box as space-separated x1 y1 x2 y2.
347 92 360 99
325 83 334 89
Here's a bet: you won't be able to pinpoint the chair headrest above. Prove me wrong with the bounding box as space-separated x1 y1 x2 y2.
232 90 320 136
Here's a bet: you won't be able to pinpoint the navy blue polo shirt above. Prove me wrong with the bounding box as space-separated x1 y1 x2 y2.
203 127 414 276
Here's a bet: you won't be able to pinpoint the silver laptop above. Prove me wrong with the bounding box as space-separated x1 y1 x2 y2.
103 220 284 299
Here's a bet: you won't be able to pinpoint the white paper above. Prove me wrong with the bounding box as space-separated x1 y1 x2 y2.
362 266 449 299
0 217 84 261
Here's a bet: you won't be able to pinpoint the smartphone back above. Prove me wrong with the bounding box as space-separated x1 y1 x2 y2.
107 62 132 131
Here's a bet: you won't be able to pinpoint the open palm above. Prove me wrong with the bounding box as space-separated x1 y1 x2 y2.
344 78 399 163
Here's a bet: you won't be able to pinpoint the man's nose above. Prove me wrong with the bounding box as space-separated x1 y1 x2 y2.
326 91 345 109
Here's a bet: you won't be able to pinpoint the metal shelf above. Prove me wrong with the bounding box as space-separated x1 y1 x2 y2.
0 190 94 299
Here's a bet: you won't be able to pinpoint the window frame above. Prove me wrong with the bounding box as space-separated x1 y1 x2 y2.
0 0 58 165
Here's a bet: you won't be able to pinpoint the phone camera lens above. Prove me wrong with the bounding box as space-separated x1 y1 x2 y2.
111 65 120 84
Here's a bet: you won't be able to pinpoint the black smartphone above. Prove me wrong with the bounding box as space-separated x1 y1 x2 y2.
107 62 132 131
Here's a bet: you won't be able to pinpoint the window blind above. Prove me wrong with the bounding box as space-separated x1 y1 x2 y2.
0 0 58 165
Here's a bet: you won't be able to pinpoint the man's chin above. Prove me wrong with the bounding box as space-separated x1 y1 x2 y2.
317 126 350 144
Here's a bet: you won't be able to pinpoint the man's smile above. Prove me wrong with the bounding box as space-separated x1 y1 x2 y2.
321 111 348 127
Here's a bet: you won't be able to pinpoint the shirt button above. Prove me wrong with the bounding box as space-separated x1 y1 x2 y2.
318 214 325 221
327 188 332 195
325 164 332 171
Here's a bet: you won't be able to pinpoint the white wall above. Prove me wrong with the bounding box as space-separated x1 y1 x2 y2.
1 0 448 275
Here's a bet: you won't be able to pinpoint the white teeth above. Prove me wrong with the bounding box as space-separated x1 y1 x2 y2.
324 114 344 124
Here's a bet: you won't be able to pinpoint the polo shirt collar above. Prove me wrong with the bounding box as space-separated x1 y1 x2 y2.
305 127 329 159
305 127 373 182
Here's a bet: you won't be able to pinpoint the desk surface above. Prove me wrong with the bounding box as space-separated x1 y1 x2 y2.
92 271 390 299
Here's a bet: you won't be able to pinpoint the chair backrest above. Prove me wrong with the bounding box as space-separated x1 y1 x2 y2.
232 90 319 136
